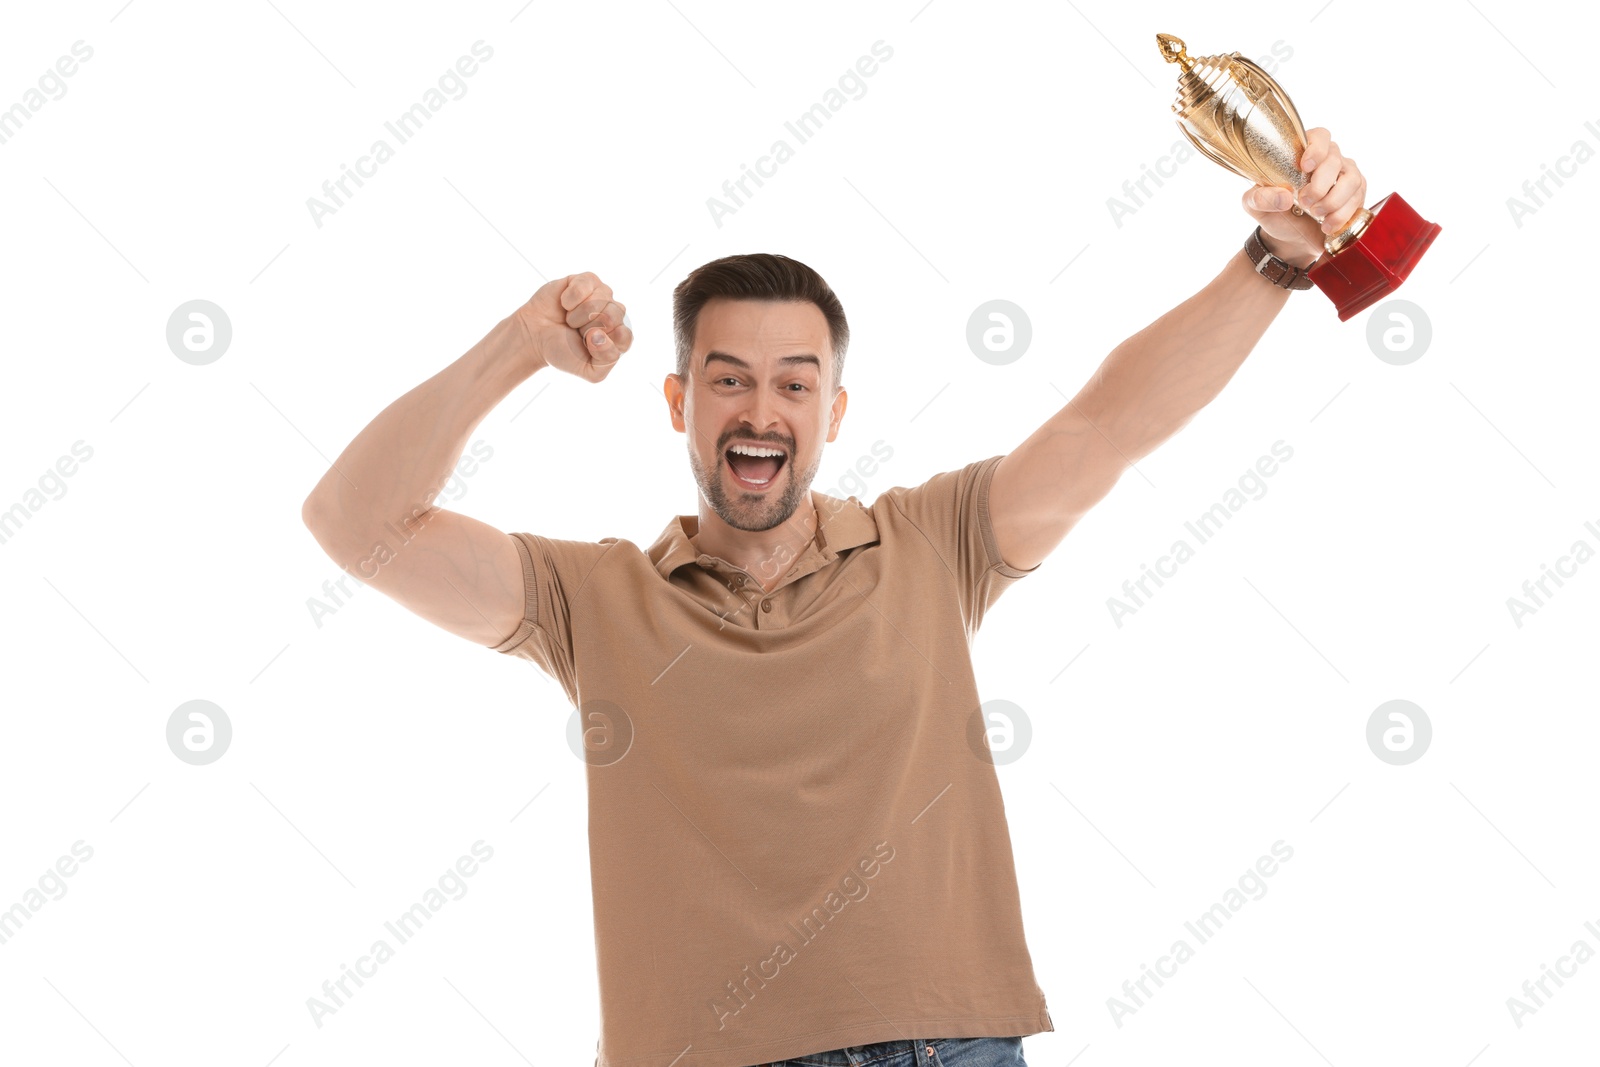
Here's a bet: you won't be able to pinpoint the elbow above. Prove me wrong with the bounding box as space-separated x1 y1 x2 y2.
301 489 327 537
301 490 348 559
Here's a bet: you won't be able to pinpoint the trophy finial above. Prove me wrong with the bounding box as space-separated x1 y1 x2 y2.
1156 33 1193 71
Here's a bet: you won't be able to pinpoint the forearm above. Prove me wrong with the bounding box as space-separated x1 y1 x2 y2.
301 309 542 555
1069 246 1296 464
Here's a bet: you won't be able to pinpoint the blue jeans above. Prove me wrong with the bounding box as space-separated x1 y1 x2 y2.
759 1037 1028 1067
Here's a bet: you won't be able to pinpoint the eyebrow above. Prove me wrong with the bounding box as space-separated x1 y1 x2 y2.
702 351 821 375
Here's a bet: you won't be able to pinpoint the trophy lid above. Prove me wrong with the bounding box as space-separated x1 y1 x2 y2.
1155 33 1194 71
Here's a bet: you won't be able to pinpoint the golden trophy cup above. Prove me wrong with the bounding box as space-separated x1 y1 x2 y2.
1156 33 1441 320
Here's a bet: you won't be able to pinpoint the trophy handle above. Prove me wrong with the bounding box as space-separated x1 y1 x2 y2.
1226 55 1309 151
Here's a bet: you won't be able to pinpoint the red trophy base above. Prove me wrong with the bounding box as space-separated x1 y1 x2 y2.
1307 192 1442 321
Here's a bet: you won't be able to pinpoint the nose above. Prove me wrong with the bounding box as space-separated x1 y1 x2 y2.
737 384 782 438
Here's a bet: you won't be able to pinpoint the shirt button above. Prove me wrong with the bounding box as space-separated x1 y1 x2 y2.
761 599 772 612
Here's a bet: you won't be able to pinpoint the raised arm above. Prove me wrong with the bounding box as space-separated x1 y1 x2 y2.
989 128 1366 572
300 273 631 647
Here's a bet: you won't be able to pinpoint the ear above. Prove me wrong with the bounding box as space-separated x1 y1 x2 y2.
824 386 848 443
664 374 687 433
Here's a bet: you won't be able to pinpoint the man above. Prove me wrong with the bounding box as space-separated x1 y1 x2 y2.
302 129 1364 1067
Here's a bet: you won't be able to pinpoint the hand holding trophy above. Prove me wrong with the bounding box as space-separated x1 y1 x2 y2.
1156 33 1441 320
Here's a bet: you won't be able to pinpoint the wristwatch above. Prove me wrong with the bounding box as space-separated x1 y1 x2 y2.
1244 226 1316 290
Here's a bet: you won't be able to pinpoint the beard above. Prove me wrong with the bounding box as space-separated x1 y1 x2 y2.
688 441 821 532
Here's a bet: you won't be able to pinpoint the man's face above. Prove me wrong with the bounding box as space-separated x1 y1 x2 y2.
666 298 847 532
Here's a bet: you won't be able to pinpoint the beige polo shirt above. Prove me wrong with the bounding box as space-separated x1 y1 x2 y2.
491 453 1054 1067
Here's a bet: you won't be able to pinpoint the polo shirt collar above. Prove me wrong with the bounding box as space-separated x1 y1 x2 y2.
649 489 879 581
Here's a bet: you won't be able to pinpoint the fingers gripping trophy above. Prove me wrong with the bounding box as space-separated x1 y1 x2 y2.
1156 33 1441 320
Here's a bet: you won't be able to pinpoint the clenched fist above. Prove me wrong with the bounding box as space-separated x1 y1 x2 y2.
1240 127 1367 269
516 272 633 383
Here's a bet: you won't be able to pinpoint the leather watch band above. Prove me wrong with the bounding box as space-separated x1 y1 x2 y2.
1244 226 1316 290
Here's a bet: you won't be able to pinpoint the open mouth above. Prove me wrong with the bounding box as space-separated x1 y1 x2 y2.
724 444 787 490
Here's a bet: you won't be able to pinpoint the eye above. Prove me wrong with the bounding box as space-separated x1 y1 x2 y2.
787 383 808 392
715 376 740 386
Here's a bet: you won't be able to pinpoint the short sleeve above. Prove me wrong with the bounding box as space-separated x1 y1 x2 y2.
876 454 1039 635
489 531 616 703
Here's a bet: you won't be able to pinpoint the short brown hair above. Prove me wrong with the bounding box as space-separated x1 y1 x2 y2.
672 253 849 390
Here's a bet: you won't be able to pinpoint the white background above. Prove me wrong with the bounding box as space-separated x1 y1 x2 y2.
2 1 1596 1065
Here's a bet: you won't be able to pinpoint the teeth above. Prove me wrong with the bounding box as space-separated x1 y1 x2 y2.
726 442 783 487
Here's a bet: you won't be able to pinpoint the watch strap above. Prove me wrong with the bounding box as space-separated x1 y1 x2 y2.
1244 226 1315 290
